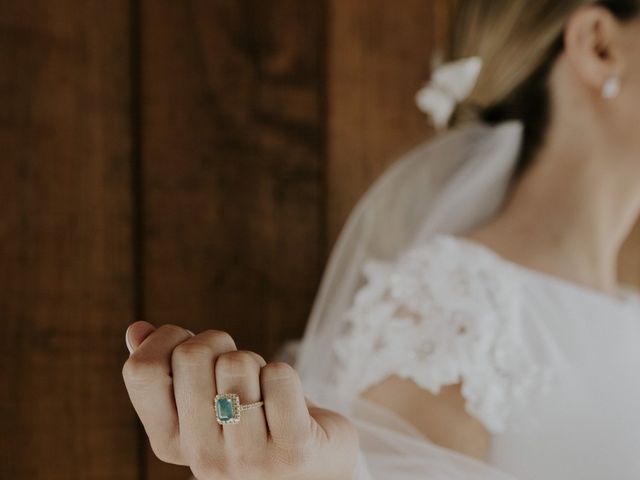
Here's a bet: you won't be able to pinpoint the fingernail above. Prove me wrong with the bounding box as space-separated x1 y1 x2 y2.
186 329 195 337
125 326 134 354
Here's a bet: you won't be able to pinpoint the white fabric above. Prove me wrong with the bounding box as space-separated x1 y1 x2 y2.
297 121 524 389
328 234 640 479
415 56 483 130
293 120 640 479
332 234 557 435
462 235 640 477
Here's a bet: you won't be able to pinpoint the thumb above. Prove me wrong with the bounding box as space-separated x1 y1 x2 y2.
309 406 360 476
309 406 359 447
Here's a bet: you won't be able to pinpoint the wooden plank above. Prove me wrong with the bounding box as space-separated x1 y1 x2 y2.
140 1 326 477
0 1 138 479
326 0 448 242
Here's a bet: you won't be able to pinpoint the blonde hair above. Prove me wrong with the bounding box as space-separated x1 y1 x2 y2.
446 0 640 174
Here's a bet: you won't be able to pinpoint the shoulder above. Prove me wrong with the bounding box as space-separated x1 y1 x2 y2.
333 234 546 434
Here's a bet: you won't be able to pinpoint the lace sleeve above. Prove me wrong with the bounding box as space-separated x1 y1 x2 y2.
332 235 549 434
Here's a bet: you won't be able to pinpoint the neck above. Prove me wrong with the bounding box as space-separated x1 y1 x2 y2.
470 129 640 295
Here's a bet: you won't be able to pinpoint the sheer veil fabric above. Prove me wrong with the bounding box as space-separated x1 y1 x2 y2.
295 120 528 479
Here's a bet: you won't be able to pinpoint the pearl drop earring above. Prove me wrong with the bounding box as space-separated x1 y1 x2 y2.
602 76 621 99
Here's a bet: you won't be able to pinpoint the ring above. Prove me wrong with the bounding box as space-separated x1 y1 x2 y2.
214 393 264 425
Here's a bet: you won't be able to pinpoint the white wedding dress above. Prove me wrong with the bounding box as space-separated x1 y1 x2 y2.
320 232 640 479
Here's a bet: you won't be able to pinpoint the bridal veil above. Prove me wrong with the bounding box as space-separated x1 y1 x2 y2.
295 119 527 479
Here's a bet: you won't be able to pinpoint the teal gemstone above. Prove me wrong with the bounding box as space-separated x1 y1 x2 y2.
216 397 235 422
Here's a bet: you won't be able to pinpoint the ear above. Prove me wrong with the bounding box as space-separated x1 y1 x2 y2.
563 5 626 94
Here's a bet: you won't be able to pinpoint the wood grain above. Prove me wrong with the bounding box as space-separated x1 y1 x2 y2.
0 1 138 478
139 1 326 477
326 0 447 243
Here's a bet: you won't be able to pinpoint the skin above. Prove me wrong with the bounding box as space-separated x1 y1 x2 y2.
123 322 358 479
363 5 640 460
122 4 640 476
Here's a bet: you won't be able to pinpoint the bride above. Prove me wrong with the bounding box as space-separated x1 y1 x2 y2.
122 0 640 478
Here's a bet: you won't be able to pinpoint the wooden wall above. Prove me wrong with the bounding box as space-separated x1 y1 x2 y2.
0 1 138 478
3 1 638 479
0 1 443 478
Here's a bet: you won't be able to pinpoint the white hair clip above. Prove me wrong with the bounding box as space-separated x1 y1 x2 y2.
415 56 483 130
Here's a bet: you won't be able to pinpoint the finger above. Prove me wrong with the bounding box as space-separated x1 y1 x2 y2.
125 321 157 353
122 324 193 464
215 350 268 449
171 330 237 460
260 362 311 446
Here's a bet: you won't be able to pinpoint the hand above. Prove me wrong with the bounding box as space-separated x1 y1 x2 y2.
122 321 359 480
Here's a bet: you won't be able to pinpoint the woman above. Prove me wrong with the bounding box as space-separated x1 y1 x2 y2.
123 0 640 478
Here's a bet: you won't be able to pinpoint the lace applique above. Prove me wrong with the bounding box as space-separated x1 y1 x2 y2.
332 234 552 434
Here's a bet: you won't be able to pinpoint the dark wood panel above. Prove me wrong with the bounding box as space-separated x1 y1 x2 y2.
0 1 138 479
140 0 326 477
326 0 448 242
